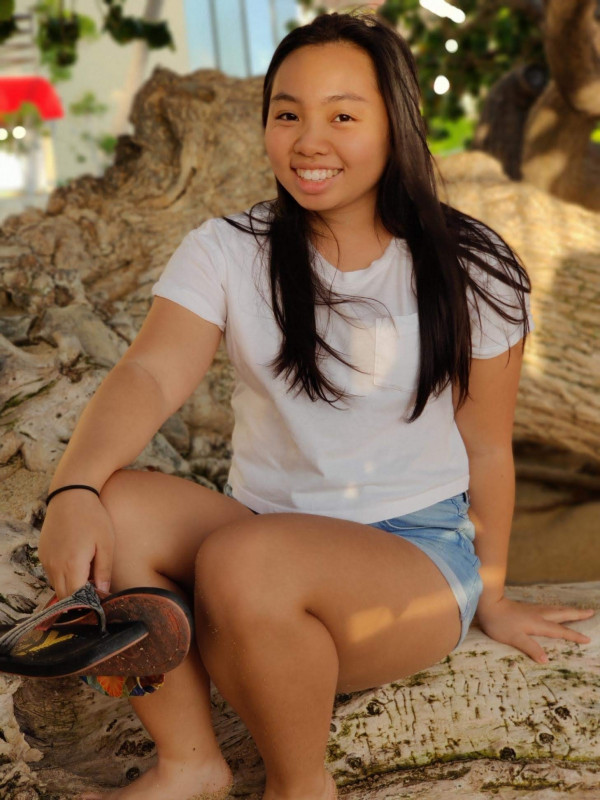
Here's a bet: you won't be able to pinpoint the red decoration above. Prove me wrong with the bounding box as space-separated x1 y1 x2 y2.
0 76 64 121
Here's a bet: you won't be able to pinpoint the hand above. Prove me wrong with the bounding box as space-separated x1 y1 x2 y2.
38 491 116 599
476 596 595 663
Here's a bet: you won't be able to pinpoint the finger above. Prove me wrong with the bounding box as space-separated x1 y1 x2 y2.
543 622 592 645
52 572 68 600
38 551 56 594
41 564 56 594
64 560 94 597
538 606 596 623
92 543 113 595
512 633 549 664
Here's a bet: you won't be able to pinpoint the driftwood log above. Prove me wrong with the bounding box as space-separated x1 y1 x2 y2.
436 152 600 465
0 67 599 798
1 548 598 799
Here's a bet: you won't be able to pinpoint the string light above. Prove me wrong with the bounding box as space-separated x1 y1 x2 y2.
433 75 451 95
419 0 466 24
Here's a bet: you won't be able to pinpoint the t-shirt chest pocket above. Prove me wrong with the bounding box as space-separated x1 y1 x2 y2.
373 314 420 393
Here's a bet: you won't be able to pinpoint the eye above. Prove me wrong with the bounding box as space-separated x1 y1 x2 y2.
274 112 354 123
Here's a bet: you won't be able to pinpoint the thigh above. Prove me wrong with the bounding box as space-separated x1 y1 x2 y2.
100 469 254 591
370 495 483 652
195 512 464 694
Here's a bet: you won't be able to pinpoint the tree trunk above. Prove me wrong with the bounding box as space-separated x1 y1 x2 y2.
475 0 600 210
521 81 600 211
3 561 598 799
471 64 548 180
437 150 600 464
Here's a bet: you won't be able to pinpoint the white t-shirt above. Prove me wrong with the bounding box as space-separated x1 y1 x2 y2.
151 206 533 523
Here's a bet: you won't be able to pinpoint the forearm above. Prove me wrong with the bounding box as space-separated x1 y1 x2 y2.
468 448 515 612
49 360 170 494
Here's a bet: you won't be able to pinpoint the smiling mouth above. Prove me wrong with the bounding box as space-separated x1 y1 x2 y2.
293 168 343 182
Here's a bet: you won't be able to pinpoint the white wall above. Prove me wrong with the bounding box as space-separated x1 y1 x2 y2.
12 0 190 183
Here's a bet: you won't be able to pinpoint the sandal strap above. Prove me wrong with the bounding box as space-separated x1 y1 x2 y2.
0 582 106 655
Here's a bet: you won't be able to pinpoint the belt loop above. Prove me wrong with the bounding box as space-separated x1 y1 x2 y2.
463 490 470 504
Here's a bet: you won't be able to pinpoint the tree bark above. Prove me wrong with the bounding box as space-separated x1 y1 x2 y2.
437 150 600 464
471 64 548 180
3 570 598 799
475 0 600 210
543 0 600 116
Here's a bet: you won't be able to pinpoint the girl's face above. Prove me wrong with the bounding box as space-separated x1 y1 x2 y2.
264 42 390 226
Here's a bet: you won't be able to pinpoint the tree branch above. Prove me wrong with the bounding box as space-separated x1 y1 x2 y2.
544 0 600 115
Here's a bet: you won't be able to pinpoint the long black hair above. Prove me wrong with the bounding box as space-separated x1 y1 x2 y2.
224 10 531 421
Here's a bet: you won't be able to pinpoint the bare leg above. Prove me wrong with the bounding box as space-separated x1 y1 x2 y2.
81 632 234 800
81 469 254 800
195 513 463 800
196 598 339 800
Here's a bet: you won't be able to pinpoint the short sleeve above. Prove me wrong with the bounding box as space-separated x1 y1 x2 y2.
151 218 227 331
469 270 535 359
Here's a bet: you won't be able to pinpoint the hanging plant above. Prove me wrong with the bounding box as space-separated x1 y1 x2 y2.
102 1 173 49
38 10 81 66
0 0 173 82
31 1 97 80
0 0 18 44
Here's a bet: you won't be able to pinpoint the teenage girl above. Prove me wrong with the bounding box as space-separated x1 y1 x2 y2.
38 11 595 800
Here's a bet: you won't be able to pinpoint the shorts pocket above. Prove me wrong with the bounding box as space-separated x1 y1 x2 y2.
373 314 420 393
450 493 471 521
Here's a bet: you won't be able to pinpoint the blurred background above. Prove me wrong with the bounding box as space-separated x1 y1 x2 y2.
0 0 307 220
7 0 595 221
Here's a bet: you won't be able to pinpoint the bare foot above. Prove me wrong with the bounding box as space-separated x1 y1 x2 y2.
262 770 337 800
79 756 233 800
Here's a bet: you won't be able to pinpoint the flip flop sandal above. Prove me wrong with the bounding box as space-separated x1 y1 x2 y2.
58 585 194 677
80 671 166 698
0 583 148 678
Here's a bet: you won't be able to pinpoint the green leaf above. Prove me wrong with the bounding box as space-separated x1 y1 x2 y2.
142 20 173 49
427 116 475 154
77 13 98 38
0 0 15 23
0 16 17 44
97 133 117 155
69 91 108 116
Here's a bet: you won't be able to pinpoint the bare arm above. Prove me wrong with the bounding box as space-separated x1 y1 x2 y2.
40 297 222 596
49 297 222 491
453 346 522 613
453 343 594 662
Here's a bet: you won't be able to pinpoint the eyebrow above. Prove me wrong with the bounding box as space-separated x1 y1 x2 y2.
271 92 369 105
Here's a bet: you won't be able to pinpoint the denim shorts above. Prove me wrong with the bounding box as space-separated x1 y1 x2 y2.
223 485 482 651
368 492 483 650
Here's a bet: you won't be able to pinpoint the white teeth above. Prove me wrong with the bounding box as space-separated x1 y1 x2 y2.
296 168 341 181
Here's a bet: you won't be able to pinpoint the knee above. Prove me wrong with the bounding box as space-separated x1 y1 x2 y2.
99 469 145 548
195 521 275 625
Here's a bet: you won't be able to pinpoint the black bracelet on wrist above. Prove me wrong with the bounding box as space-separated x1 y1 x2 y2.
46 484 101 506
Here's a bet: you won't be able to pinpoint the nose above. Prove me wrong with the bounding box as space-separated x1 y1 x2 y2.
292 119 330 156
